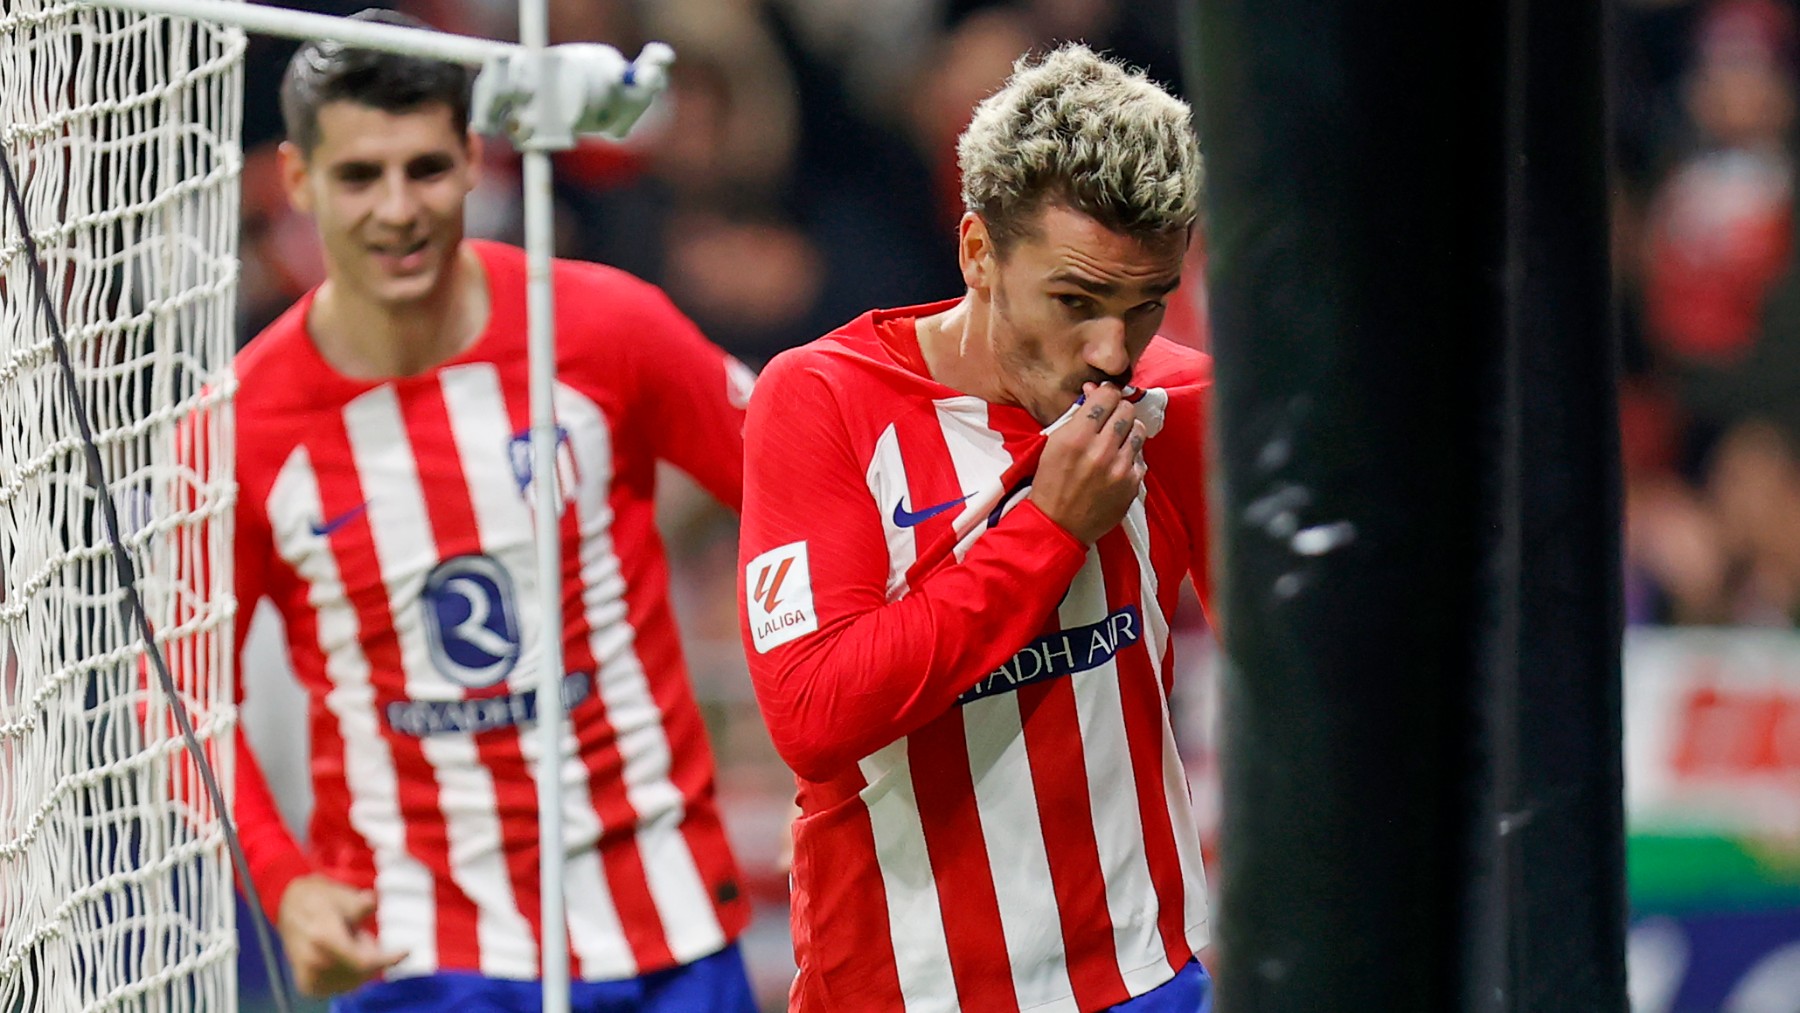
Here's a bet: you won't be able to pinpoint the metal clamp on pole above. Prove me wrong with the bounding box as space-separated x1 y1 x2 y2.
471 41 674 151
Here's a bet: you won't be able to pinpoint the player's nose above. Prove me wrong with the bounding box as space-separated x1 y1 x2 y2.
1083 318 1130 379
372 173 421 226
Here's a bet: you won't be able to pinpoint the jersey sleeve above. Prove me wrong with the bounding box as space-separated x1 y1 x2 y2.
1139 341 1214 617
230 451 316 917
604 274 751 510
1146 384 1212 615
738 350 1090 782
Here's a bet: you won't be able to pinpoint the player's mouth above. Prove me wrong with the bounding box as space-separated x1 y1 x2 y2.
369 237 431 274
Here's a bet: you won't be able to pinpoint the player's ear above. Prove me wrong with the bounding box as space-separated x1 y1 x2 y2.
277 141 314 215
959 212 995 292
462 130 484 189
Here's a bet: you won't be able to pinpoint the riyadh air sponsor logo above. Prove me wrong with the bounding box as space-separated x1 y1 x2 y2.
507 425 577 503
746 540 816 654
959 605 1142 704
386 671 592 737
310 500 369 537
421 554 522 687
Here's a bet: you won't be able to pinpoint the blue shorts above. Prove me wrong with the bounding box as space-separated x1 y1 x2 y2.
330 944 757 1013
1106 959 1214 1012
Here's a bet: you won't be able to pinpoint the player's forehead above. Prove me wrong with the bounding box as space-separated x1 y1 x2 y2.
1013 206 1186 294
308 99 464 164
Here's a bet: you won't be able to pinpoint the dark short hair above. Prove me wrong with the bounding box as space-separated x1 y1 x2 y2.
279 8 474 155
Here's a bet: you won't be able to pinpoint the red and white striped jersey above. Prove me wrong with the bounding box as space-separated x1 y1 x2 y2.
739 302 1213 1013
232 241 753 982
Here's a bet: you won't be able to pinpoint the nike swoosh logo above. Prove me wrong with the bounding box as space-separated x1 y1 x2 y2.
892 493 970 528
310 501 369 537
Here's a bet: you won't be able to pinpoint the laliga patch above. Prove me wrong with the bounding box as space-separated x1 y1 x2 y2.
746 541 817 653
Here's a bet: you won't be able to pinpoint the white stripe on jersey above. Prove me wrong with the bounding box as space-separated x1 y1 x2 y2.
961 698 1078 1012
343 386 537 979
866 423 916 603
931 398 1012 564
438 365 635 979
437 364 542 700
558 384 727 965
858 739 958 1013
441 363 614 975
862 424 958 1010
938 406 1076 1011
267 446 438 976
1120 505 1212 951
1060 519 1169 996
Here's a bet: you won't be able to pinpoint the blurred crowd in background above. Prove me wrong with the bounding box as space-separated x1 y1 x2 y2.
232 0 1800 1007
1616 0 1800 631
235 0 1800 639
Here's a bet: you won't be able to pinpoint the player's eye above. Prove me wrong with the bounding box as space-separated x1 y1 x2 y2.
1055 293 1094 314
333 165 380 186
408 154 455 180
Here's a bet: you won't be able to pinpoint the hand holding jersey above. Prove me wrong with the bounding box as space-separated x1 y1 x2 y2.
1032 382 1151 544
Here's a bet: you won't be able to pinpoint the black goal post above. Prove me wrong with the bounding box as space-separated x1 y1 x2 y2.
1183 0 1630 1009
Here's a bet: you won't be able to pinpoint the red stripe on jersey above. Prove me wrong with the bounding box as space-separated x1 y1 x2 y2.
900 413 1019 1010
273 579 371 884
609 490 748 939
555 479 673 973
496 387 672 974
910 720 1019 1009
789 785 905 1012
1017 678 1131 1008
407 381 545 959
313 416 478 970
604 471 745 942
1101 529 1194 971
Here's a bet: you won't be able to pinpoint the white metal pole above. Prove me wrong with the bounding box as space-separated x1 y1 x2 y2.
517 1 571 1011
93 0 511 64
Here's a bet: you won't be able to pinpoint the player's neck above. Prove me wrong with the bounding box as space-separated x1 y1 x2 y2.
916 296 1015 408
308 245 490 379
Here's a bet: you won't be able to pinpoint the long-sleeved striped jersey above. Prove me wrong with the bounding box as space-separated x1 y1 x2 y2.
232 240 753 982
739 301 1213 1013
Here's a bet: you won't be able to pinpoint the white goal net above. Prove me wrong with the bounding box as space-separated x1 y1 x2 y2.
0 1 244 1010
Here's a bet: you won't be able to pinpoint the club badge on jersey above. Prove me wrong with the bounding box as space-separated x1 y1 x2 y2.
508 425 578 507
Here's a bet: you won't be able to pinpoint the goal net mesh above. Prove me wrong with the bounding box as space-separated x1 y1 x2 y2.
0 1 244 1010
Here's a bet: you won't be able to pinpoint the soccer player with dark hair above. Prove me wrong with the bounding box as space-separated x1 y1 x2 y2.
739 45 1215 1012
233 11 758 1010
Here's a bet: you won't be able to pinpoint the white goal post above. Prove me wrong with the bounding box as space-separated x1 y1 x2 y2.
0 1 669 1010
0 1 245 1010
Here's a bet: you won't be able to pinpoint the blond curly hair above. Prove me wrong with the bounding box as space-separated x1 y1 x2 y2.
957 43 1201 251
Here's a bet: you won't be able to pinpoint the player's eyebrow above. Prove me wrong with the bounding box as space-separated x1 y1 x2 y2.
1048 271 1181 298
328 158 382 181
326 151 457 181
406 152 456 176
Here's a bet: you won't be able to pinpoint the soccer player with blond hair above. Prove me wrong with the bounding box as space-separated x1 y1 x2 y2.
740 44 1214 1013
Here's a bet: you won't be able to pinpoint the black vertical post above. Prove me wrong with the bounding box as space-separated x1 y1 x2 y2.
1187 0 1627 1009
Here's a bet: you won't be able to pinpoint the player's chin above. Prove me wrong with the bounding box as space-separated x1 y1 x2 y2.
366 270 441 308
